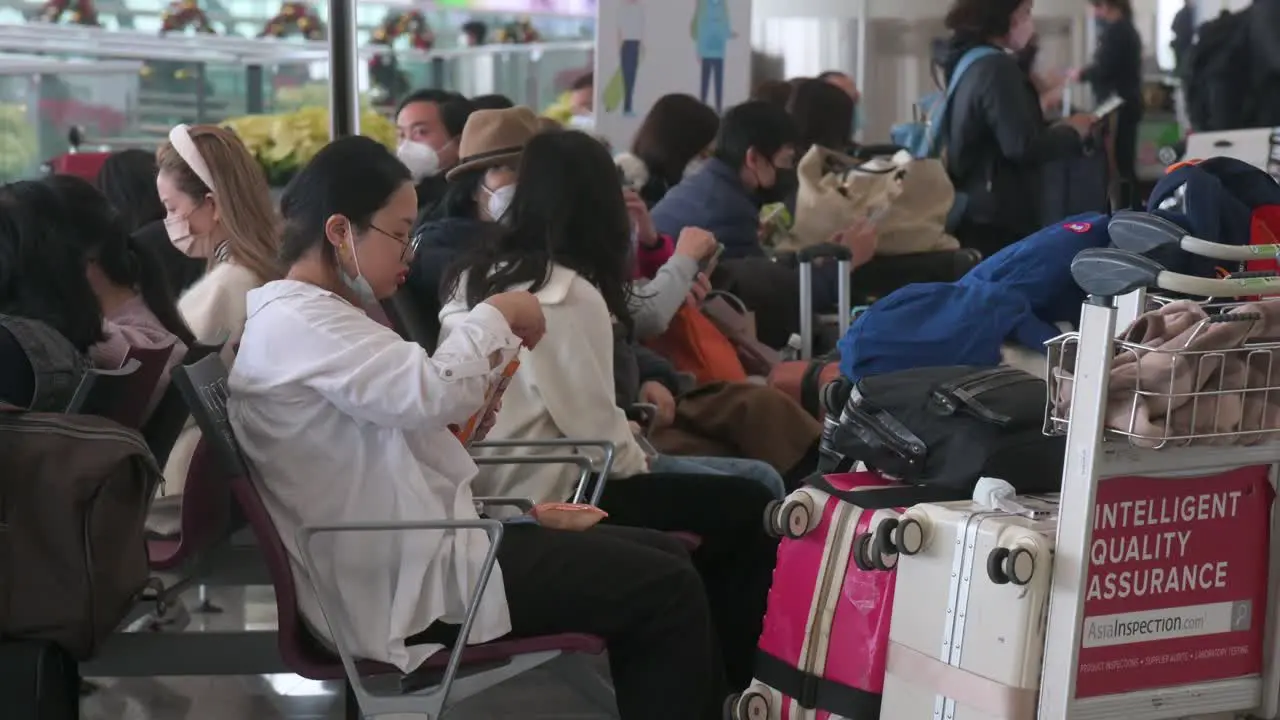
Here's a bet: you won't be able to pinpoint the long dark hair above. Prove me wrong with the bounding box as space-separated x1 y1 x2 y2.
631 94 720 190
43 175 196 347
788 78 855 151
97 149 166 233
0 180 105 351
446 130 634 331
426 166 486 222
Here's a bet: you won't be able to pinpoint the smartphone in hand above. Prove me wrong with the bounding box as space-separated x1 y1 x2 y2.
1092 95 1125 121
699 242 725 273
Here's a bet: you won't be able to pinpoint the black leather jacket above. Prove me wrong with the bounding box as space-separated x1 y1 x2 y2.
936 38 1082 236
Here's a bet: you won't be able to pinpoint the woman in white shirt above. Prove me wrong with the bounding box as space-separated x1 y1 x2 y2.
228 136 724 720
151 123 282 533
440 129 777 692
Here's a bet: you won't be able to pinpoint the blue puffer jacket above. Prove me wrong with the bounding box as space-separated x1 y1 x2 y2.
650 158 765 260
839 213 1115 381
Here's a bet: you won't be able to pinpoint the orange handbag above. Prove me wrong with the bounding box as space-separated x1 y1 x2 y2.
644 304 748 385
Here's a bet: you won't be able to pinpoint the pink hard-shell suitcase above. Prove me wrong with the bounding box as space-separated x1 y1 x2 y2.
725 471 967 720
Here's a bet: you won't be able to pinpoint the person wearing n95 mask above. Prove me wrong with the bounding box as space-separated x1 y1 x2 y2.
399 106 541 347
396 139 440 183
395 89 476 209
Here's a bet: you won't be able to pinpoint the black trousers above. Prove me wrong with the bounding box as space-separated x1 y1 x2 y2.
595 472 779 691
410 523 723 720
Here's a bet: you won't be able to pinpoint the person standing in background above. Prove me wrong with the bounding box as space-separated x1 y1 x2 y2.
617 0 645 116
1171 0 1195 72
1070 0 1143 188
691 0 733 112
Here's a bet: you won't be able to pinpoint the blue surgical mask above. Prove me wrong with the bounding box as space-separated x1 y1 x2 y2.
341 234 377 306
851 103 864 137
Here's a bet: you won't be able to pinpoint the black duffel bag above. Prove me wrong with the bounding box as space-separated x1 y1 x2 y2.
824 365 1064 492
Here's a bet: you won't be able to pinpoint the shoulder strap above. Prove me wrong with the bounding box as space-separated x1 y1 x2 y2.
926 45 1003 157
946 46 1003 100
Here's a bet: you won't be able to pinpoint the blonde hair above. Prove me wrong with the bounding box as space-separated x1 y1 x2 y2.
156 124 282 282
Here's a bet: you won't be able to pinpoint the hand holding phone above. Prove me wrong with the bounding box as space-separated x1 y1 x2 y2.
699 242 725 273
1091 95 1125 121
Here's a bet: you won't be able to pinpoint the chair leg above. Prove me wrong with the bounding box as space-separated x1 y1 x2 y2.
344 681 363 720
192 584 223 614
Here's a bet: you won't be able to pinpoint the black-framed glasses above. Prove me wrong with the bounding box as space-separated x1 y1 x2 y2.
369 223 420 262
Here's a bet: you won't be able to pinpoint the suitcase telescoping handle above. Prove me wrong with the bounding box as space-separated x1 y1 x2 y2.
1071 247 1280 300
797 243 854 360
1108 210 1280 262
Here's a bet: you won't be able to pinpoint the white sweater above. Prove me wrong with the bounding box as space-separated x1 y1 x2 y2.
438 265 649 504
151 261 263 534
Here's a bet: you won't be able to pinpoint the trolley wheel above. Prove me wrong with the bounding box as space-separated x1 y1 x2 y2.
736 690 770 720
895 518 925 556
874 518 900 557
762 500 783 538
987 547 1012 585
1006 547 1036 586
779 498 812 539
853 533 876 572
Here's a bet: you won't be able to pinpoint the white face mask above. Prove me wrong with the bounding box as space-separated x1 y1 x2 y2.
485 184 516 221
340 229 377 306
397 140 440 183
568 114 596 131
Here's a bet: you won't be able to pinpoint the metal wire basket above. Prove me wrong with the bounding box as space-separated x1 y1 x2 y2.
1044 311 1280 448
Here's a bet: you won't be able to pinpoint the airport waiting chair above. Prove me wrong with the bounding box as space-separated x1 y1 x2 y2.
180 353 618 719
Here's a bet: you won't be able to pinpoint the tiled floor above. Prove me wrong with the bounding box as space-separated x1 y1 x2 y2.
81 586 615 720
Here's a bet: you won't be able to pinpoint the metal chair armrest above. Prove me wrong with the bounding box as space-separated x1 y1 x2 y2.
472 455 594 506
295 519 503 714
471 496 534 514
469 439 616 505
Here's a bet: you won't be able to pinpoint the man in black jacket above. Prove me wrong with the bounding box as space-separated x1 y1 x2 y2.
395 89 476 210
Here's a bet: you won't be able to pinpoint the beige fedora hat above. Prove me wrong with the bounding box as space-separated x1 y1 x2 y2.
446 106 540 179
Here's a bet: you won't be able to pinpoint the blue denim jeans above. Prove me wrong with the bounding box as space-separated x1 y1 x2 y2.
649 454 786 499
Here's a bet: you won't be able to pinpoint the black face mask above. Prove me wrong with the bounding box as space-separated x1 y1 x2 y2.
756 166 798 205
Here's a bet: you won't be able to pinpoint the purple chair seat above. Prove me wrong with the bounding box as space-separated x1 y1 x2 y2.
229 474 608 683
147 440 233 571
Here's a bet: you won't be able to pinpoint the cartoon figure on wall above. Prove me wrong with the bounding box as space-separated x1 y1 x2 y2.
603 0 644 116
691 0 733 113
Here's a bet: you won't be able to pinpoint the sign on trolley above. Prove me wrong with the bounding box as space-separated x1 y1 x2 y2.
1076 465 1273 697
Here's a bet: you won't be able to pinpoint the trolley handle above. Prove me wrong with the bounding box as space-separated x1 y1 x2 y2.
1108 210 1280 262
1072 247 1280 300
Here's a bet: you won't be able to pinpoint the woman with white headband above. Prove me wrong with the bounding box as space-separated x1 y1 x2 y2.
150 123 281 535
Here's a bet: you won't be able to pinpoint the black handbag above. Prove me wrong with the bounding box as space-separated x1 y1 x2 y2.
0 641 80 719
826 365 1065 492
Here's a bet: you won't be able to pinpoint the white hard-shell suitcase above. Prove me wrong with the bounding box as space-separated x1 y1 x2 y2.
1182 128 1279 182
878 498 1056 720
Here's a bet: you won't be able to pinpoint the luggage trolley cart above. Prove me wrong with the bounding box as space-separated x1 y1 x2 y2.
1039 228 1280 720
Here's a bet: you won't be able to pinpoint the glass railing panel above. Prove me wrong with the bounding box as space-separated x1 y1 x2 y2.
0 57 144 180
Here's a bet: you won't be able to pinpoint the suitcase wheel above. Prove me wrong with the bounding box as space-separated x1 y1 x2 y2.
894 518 925 556
763 499 783 538
764 496 815 539
853 533 877 572
874 518 899 556
986 546 1036 586
723 689 770 720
